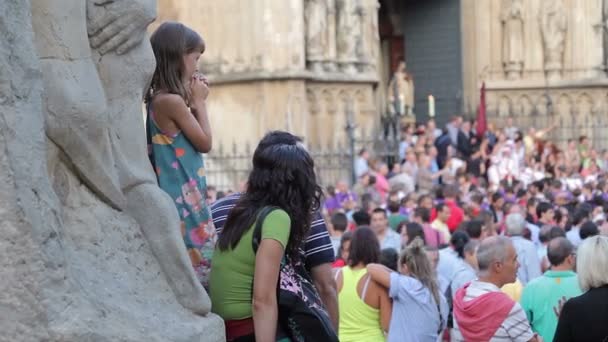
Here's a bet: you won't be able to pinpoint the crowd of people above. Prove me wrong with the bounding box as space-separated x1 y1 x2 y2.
145 21 608 342
321 116 608 341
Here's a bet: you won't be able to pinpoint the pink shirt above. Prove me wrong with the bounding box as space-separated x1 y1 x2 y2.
375 173 389 202
423 223 446 248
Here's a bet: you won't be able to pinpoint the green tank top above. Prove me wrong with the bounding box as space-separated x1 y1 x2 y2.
338 267 386 342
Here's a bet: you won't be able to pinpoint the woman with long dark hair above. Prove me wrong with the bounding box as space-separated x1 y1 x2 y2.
209 131 322 342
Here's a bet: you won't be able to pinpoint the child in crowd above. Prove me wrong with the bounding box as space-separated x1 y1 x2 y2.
146 22 215 287
330 212 349 257
332 231 353 268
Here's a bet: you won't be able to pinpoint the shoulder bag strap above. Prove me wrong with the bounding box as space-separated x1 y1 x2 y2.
252 206 280 254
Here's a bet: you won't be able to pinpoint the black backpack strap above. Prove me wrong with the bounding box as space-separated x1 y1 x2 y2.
252 206 280 253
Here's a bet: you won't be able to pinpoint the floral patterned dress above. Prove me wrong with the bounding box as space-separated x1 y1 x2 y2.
146 106 216 288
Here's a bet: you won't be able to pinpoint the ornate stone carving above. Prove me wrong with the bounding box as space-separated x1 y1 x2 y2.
500 0 524 80
357 0 380 73
387 60 415 117
336 0 359 73
325 0 338 71
603 0 608 73
305 0 329 72
307 89 322 113
518 94 533 116
0 0 224 339
498 96 512 117
536 94 550 116
540 0 568 81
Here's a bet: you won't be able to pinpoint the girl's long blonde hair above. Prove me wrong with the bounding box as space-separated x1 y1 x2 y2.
148 21 205 105
400 237 441 306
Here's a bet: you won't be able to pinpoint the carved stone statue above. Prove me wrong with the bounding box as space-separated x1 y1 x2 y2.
305 0 328 73
336 0 359 73
501 0 524 80
325 0 338 72
540 0 568 80
0 0 223 340
603 0 608 73
387 60 415 117
357 0 380 73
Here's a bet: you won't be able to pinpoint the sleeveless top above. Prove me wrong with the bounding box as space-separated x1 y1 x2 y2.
146 104 216 288
338 267 386 342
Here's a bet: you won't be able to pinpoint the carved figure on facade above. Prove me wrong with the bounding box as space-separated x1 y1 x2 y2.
387 60 415 117
336 0 360 73
356 0 380 73
500 0 525 80
325 0 338 72
603 0 608 74
31 0 212 318
305 0 329 73
540 0 568 81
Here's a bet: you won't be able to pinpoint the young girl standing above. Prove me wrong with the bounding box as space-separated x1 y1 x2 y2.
147 22 215 288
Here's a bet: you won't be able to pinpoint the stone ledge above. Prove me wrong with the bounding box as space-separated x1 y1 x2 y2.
208 70 379 85
486 77 608 91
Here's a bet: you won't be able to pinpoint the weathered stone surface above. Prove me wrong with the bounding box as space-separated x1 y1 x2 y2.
0 1 224 340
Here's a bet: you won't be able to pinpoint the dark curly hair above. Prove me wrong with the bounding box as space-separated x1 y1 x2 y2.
218 131 322 260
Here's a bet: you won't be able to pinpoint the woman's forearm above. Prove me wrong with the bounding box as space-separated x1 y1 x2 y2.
253 298 278 342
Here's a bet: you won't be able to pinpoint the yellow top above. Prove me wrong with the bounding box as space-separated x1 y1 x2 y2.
431 219 452 243
501 278 523 302
338 267 386 342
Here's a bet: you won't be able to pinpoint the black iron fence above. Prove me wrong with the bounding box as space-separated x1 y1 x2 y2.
204 134 400 192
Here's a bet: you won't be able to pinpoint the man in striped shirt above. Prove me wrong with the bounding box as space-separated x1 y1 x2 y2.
453 236 540 342
210 192 338 328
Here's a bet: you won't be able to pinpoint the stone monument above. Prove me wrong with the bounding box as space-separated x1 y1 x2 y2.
0 0 224 340
603 0 608 74
387 60 415 118
325 0 338 72
540 0 568 81
336 0 359 74
500 0 524 80
357 0 380 73
305 0 329 73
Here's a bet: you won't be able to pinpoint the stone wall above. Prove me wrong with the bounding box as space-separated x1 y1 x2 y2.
156 0 382 149
461 0 608 146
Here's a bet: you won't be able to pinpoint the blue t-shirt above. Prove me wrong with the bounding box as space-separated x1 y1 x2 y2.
210 193 335 269
388 273 449 342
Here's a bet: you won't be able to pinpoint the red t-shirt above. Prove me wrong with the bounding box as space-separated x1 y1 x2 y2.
431 199 464 232
332 259 346 268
